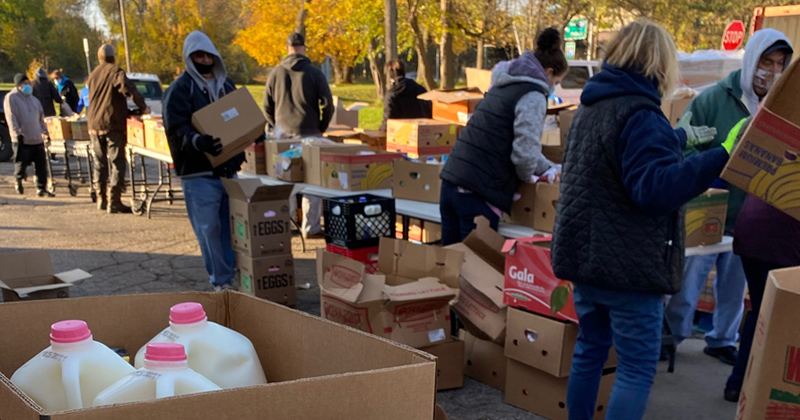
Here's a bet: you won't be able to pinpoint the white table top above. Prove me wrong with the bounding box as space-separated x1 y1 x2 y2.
238 172 734 255
128 146 173 163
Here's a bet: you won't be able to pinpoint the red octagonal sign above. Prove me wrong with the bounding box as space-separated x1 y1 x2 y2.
723 20 745 51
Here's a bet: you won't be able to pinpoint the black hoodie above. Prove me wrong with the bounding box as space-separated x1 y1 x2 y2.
264 54 334 137
380 77 431 131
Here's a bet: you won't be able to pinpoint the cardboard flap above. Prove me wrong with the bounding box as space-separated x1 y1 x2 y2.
384 277 456 302
323 272 365 302
456 217 507 272
361 274 387 302
222 179 294 202
54 269 92 283
0 250 53 281
3 279 74 296
317 251 367 303
378 237 464 289
765 58 800 121
418 88 484 103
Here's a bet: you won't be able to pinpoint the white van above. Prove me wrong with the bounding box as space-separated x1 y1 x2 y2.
553 60 600 105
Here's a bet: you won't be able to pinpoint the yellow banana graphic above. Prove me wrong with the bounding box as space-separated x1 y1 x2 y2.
685 209 708 236
362 163 393 190
748 162 800 211
390 123 413 145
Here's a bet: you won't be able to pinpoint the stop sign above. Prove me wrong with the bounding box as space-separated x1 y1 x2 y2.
723 21 745 51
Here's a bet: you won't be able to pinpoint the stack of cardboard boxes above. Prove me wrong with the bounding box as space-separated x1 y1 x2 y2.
502 232 616 419
507 182 560 233
318 237 467 391
223 179 296 306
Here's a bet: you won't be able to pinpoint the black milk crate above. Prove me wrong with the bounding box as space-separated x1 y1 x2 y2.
323 194 396 249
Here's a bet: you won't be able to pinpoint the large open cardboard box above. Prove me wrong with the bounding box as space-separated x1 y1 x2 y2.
0 291 439 419
418 88 484 125
0 251 91 302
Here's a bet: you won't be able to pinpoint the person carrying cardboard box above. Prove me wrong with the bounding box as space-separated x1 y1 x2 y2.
379 60 432 131
551 21 727 420
439 28 567 245
666 29 794 376
163 31 247 292
87 44 149 213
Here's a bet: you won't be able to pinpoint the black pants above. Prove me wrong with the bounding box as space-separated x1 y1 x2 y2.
726 257 784 391
13 142 48 190
91 130 127 200
439 180 500 245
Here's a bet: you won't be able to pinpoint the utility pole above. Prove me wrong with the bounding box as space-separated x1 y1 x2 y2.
118 0 132 72
199 0 206 32
384 0 398 88
83 38 92 77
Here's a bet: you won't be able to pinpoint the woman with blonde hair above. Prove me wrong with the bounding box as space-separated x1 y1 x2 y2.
551 20 733 419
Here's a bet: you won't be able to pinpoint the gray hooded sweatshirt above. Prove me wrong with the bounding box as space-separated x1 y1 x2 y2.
183 31 229 103
739 28 793 114
4 87 49 144
491 52 554 181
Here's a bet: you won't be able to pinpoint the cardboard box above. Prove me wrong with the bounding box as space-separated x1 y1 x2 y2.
736 267 800 420
322 150 403 191
192 87 267 168
685 188 729 248
461 330 507 391
661 98 692 127
332 96 367 128
45 117 72 140
422 338 465 390
540 128 562 147
272 153 304 182
559 108 577 146
144 119 169 156
465 67 493 93
265 139 302 178
503 236 578 323
237 253 296 306
533 182 559 233
506 358 615 420
393 159 443 204
509 183 537 227
418 88 484 124
403 218 443 244
446 217 508 343
318 237 464 348
352 130 388 151
0 251 91 302
324 129 361 143
70 121 89 140
0 291 439 419
697 268 717 313
302 140 369 186
222 179 294 257
243 143 267 175
386 119 459 158
127 118 145 148
720 60 800 223
542 146 564 164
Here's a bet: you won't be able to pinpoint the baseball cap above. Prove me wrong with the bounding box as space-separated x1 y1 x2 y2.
762 40 793 58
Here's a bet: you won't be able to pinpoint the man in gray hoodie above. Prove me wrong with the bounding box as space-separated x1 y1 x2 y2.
263 33 334 138
4 73 53 197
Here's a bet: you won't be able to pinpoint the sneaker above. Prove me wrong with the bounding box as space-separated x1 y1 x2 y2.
108 202 132 214
724 387 740 403
50 156 59 164
704 346 738 366
213 284 235 292
36 190 55 197
15 180 23 195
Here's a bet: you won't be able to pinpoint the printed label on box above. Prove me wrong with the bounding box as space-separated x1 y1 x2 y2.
242 274 252 292
221 107 240 122
237 221 247 239
429 328 446 343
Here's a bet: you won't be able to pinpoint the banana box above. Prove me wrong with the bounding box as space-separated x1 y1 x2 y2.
321 150 403 191
721 58 800 222
386 119 459 158
685 188 728 248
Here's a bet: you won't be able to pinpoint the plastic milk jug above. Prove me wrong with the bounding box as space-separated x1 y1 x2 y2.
93 343 221 406
10 320 136 412
134 302 267 388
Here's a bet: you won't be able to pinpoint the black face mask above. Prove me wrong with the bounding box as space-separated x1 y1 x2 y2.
193 60 214 75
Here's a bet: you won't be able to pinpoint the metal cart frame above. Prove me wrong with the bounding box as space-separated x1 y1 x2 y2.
126 145 181 218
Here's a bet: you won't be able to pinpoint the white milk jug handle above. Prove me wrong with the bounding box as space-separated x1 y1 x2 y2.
155 375 175 399
61 359 83 409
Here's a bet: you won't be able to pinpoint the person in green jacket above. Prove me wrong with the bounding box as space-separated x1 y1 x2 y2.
665 28 793 393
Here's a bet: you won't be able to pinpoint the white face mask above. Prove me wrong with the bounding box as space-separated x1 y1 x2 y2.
753 68 781 92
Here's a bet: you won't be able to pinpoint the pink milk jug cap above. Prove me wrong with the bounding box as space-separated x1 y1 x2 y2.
50 320 92 343
170 302 207 324
145 343 188 362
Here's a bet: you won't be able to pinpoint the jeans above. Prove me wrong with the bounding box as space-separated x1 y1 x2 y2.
440 180 500 245
567 283 664 420
13 143 48 190
665 252 746 348
182 176 236 287
90 130 127 200
726 257 782 391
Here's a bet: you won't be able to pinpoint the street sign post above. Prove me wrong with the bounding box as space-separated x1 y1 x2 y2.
722 20 745 51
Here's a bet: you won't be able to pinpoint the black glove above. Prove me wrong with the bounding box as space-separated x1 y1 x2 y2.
17 135 23 143
196 134 223 156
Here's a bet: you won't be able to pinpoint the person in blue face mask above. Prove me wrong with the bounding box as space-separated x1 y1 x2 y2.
439 27 568 244
3 73 53 197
